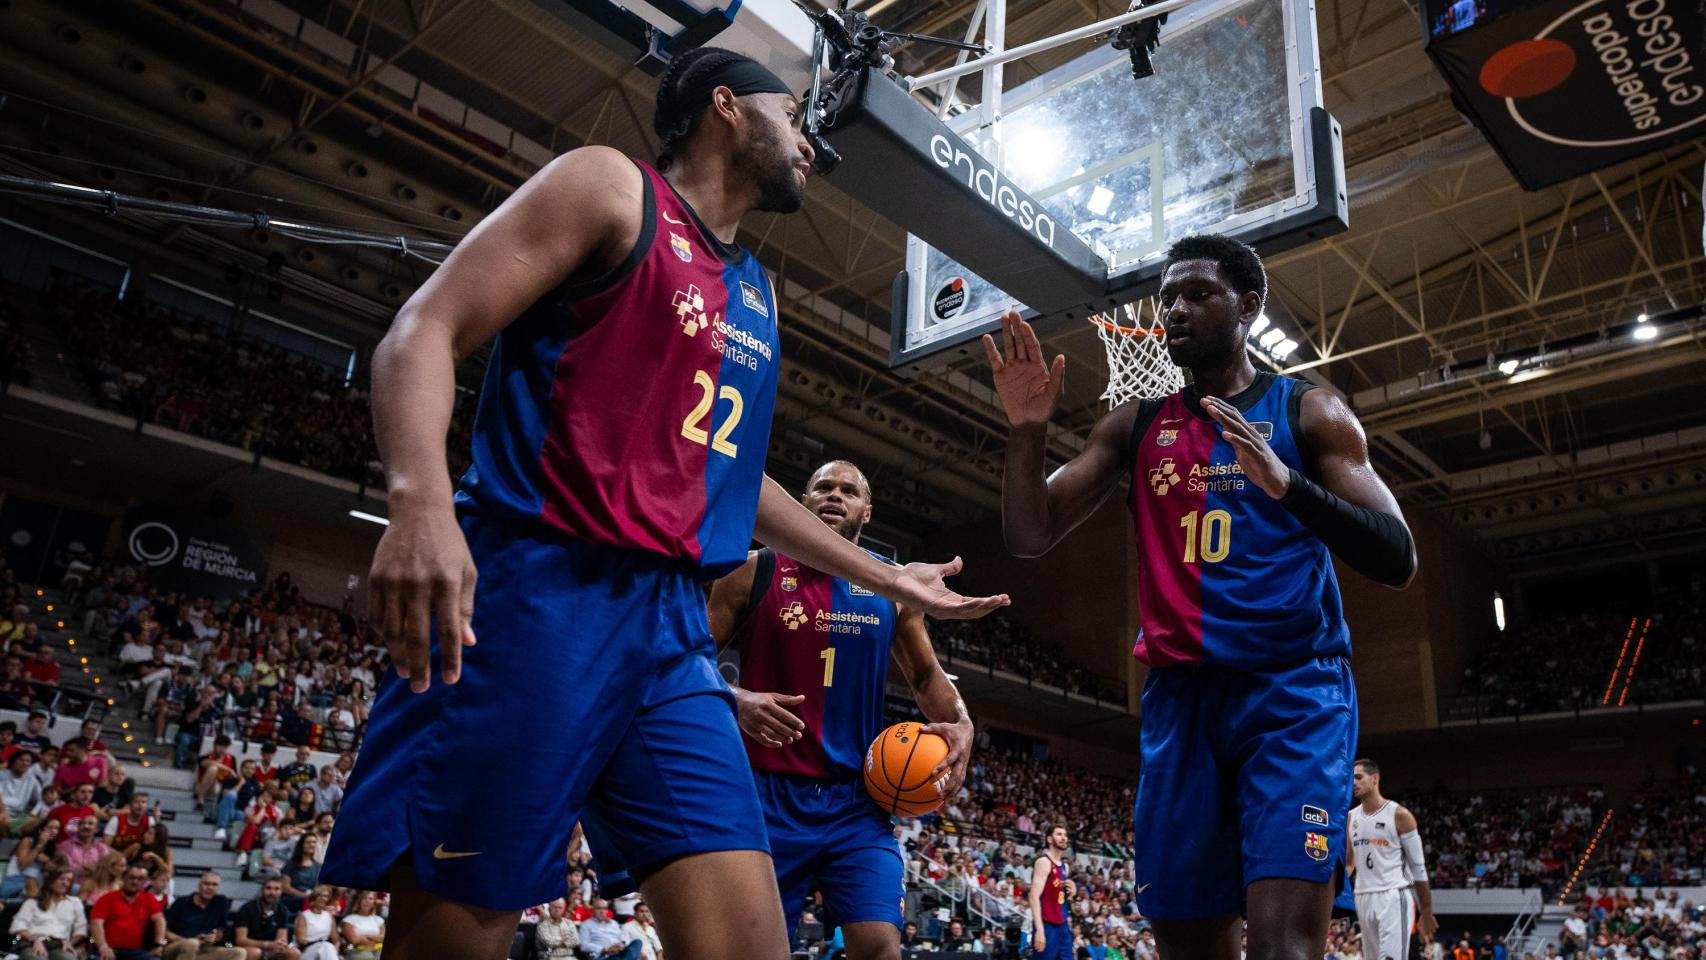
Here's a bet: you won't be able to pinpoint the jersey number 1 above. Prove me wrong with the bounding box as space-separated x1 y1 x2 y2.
682 370 743 457
819 647 835 687
1179 509 1232 563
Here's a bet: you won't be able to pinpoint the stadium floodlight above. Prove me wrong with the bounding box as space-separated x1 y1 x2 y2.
1498 359 1519 376
1633 314 1658 341
1493 592 1506 632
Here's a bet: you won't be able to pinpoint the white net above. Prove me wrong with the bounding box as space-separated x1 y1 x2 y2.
1091 298 1185 407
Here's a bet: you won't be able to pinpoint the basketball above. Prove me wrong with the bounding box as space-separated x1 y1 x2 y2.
864 721 949 817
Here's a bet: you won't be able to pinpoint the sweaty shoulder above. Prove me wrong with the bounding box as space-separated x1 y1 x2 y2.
528 147 646 276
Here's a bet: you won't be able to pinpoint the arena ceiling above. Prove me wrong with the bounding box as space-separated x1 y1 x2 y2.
1 0 1703 571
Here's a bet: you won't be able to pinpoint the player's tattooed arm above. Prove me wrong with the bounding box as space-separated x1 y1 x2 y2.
891 606 973 797
984 312 1137 557
706 553 805 748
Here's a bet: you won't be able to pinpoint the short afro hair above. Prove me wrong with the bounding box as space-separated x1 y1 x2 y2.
1165 234 1267 308
652 47 752 172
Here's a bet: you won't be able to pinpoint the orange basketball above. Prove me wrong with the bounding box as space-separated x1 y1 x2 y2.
864 721 949 817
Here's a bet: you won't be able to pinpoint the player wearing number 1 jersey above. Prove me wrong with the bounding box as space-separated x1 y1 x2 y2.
985 235 1416 960
706 460 974 960
324 49 1006 960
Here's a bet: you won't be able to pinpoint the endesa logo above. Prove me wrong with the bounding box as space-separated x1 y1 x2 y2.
929 134 1059 249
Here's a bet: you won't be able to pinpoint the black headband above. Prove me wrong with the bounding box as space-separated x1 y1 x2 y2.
674 55 794 123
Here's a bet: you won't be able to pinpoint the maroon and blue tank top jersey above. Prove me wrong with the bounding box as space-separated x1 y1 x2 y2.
735 550 897 779
456 159 780 577
1127 372 1350 669
1039 856 1068 924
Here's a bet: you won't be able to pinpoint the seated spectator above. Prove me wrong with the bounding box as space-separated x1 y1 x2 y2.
337 890 384 960
280 836 322 911
0 657 39 709
93 764 136 818
536 900 579 960
286 788 319 830
80 852 130 908
235 782 290 864
178 691 227 772
279 745 316 790
234 878 300 960
104 793 153 851
162 871 244 960
280 703 320 750
22 645 61 697
9 866 87 960
619 903 663 960
53 739 110 793
65 718 111 757
294 887 340 960
192 734 238 804
48 783 99 834
307 766 342 816
0 721 18 758
0 748 42 834
60 812 113 882
578 898 641 960
128 822 174 883
253 742 280 783
310 814 333 866
152 668 200 744
252 823 304 884
0 816 62 901
15 711 52 754
90 863 166 960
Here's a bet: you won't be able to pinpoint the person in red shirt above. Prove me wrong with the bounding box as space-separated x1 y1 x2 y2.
52 740 109 793
22 647 60 692
194 736 239 807
252 743 279 784
90 864 166 959
47 783 98 835
105 793 154 852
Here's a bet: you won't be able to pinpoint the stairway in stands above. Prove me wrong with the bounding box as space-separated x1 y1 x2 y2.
26 585 261 905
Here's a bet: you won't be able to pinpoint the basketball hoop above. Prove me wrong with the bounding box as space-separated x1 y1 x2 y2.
1090 300 1184 407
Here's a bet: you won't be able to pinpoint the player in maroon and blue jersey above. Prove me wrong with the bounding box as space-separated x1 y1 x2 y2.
322 49 1007 960
1027 825 1075 959
705 460 974 960
984 235 1415 960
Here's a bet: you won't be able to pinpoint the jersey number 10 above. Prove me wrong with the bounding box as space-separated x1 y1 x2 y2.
1179 510 1232 564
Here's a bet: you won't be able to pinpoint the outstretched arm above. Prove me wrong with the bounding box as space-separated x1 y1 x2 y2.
1200 388 1416 587
754 478 1008 620
983 312 1138 557
1397 805 1437 938
891 607 973 796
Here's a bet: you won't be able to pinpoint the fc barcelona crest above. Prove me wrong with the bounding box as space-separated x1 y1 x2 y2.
780 576 798 593
1156 429 1178 447
670 232 693 263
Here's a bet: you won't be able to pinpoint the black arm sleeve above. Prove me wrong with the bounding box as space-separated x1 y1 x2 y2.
1279 468 1416 587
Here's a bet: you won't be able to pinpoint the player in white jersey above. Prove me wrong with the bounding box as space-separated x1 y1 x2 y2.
1348 759 1438 960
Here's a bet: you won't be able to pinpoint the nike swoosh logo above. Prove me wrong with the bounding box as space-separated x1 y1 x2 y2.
1160 418 1184 425
663 212 687 225
432 844 481 860
1136 883 1152 893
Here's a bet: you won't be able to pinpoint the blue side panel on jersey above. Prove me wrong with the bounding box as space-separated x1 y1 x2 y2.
819 568 897 775
455 300 575 519
1198 377 1350 665
691 259 780 576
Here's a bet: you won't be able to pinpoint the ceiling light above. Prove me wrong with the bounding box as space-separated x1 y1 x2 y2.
1086 186 1115 216
1272 338 1298 360
1498 359 1519 376
1633 323 1658 341
348 509 390 526
1250 313 1271 337
1494 592 1506 632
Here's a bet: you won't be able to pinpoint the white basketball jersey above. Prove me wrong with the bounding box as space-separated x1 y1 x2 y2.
1350 799 1409 893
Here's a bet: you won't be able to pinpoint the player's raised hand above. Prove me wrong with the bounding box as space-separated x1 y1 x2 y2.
982 311 1065 428
736 690 806 747
1201 395 1290 498
922 718 974 799
892 556 1010 621
368 503 478 693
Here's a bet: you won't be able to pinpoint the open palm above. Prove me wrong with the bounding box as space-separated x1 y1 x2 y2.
982 311 1065 428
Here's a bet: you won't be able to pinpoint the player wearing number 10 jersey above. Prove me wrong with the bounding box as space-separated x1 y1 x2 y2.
985 235 1415 960
324 49 1007 960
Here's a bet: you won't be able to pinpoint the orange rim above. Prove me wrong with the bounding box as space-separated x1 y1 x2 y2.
1089 314 1163 337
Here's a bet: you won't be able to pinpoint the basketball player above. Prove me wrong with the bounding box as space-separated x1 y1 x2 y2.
705 459 974 960
983 234 1416 960
322 48 1007 960
1349 759 1437 960
1028 825 1075 960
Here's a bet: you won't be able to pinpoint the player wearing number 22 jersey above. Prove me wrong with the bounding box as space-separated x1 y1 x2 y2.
707 461 974 960
326 50 1005 955
985 235 1416 955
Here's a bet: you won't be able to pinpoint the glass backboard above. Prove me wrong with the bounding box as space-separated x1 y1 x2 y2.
895 0 1345 371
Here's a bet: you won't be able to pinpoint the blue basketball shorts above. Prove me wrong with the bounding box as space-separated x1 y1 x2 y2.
321 513 769 910
1131 657 1357 921
1032 920 1074 959
755 770 904 940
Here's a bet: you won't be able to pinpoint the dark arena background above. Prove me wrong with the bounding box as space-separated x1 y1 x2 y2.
0 0 1702 958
